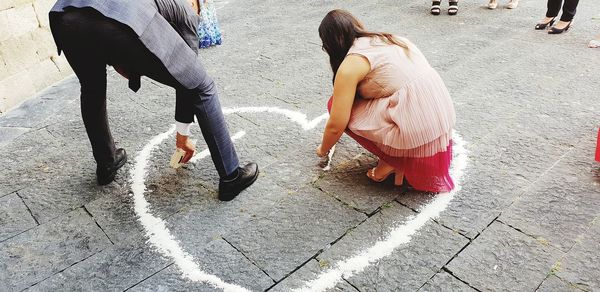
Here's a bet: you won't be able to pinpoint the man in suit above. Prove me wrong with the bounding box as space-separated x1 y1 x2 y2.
49 0 258 201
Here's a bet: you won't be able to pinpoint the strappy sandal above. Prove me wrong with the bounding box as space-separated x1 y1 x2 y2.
535 17 556 30
448 1 458 15
367 168 405 186
430 1 441 15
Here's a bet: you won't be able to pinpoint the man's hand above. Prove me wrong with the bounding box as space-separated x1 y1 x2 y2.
176 133 196 164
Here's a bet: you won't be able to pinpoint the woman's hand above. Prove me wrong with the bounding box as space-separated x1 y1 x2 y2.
176 133 196 163
316 144 329 157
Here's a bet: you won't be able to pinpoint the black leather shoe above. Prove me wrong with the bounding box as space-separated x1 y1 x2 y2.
218 163 259 201
96 148 127 185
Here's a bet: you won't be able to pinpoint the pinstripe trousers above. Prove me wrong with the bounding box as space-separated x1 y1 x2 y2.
52 8 239 177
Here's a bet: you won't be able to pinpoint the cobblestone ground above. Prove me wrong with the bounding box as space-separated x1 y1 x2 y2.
1 0 600 291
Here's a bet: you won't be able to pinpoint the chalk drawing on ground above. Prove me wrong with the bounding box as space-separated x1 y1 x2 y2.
128 106 468 291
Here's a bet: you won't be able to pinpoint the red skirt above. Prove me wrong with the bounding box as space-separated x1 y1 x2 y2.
596 128 600 162
328 98 454 193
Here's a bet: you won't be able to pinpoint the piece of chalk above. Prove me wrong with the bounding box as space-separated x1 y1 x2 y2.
170 148 187 169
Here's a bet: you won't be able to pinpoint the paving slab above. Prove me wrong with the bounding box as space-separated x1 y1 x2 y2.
0 208 112 291
315 152 404 215
308 202 469 292
269 259 359 292
224 187 366 281
0 192 38 242
500 135 600 252
0 113 128 223
164 181 289 249
556 216 600 291
446 221 563 292
1 0 599 290
128 239 274 292
26 243 170 292
0 76 79 129
84 191 147 246
0 126 30 147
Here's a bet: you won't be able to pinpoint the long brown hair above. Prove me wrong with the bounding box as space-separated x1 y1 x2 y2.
318 9 409 76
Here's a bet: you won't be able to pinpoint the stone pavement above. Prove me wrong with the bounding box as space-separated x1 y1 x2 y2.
1 0 600 291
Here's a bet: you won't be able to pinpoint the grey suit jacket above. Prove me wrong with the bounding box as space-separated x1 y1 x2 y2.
49 0 203 90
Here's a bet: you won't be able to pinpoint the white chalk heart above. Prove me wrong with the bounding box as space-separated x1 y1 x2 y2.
129 106 468 291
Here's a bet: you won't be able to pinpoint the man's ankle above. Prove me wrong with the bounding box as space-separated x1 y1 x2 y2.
222 168 240 182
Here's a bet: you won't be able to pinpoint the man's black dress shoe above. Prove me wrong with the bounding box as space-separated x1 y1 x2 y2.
218 162 259 201
96 148 127 185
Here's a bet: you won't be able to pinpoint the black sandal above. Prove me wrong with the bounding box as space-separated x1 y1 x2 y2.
535 17 556 30
430 1 441 15
448 1 458 15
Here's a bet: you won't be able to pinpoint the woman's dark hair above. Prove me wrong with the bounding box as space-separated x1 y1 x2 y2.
318 9 409 76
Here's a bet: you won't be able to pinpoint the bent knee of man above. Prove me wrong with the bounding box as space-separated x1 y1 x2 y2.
194 78 218 100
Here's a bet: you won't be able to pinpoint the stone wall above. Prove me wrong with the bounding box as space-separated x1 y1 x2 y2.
0 0 72 113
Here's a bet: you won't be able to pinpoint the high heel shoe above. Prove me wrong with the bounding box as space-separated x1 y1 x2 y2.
430 1 441 15
367 168 405 186
548 21 572 34
448 1 458 15
535 17 555 30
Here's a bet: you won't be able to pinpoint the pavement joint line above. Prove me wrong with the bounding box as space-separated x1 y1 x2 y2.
314 184 375 217
233 112 261 127
264 258 317 292
43 127 60 140
534 274 551 292
0 126 32 130
24 249 101 292
441 266 483 292
431 218 471 241
0 188 23 199
495 219 566 254
15 191 40 226
83 205 115 245
315 212 374 260
342 278 362 292
221 235 277 284
549 274 589 292
395 198 420 213
124 262 176 292
0 224 38 245
424 230 476 290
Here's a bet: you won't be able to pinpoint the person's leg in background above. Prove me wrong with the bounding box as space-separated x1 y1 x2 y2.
536 0 561 29
559 0 579 21
548 0 577 33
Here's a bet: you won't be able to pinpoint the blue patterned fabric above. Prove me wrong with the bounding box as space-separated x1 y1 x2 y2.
197 0 222 48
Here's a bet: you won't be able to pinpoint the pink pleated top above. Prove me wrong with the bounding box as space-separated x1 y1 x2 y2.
347 36 456 158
